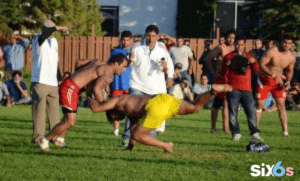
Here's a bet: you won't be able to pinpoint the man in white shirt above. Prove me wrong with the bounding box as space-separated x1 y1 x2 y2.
169 37 194 85
122 25 174 147
31 19 68 144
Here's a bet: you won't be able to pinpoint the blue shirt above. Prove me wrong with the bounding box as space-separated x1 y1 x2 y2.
6 80 27 102
109 47 132 90
3 39 30 70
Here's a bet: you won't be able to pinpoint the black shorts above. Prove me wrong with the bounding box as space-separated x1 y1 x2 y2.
212 96 224 109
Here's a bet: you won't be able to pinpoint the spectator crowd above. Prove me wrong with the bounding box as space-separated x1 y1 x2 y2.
0 22 300 147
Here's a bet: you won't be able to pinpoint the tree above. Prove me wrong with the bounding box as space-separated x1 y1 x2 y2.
243 0 300 40
177 0 217 38
0 0 105 36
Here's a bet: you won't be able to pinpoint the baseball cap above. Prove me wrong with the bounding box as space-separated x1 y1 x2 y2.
42 19 56 28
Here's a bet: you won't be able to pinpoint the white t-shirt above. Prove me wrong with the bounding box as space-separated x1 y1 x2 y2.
31 35 59 86
130 40 174 95
169 45 193 71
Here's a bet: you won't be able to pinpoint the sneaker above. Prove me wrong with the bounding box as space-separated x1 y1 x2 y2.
122 139 129 148
251 133 264 142
232 133 242 141
282 131 289 137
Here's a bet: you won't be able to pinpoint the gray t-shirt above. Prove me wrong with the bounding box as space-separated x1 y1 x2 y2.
169 45 193 71
193 83 211 95
0 82 9 101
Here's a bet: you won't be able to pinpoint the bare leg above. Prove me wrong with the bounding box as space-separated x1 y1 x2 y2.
114 120 120 130
275 98 288 134
222 98 230 133
45 113 77 141
256 100 265 128
211 107 218 133
128 125 173 152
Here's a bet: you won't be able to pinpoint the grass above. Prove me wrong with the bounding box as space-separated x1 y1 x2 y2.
0 105 299 181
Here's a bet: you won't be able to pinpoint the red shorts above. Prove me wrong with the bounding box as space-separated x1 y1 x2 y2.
215 77 226 99
59 77 80 112
110 90 129 97
256 74 286 100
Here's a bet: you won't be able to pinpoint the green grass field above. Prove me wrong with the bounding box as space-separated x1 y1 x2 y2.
0 105 299 181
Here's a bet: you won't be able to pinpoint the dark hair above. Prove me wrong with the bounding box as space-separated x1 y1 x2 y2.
220 35 226 39
181 77 189 83
108 54 132 66
200 73 208 78
174 62 183 69
145 25 159 34
133 34 143 38
177 36 184 40
12 70 22 77
121 30 132 38
235 37 246 44
184 39 190 44
63 71 71 77
226 29 236 37
281 34 293 42
106 109 125 123
205 39 213 46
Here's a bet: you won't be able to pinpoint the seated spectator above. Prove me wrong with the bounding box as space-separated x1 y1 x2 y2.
286 82 300 110
6 70 31 104
193 74 212 97
169 78 193 102
173 62 183 85
0 71 11 106
193 74 213 108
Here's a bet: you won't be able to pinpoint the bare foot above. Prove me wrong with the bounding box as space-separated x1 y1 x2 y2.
54 140 63 148
211 128 217 134
212 84 232 94
223 129 230 134
164 142 173 153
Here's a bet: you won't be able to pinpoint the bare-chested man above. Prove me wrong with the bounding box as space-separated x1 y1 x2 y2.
37 54 131 152
204 30 236 134
256 35 296 137
88 84 232 153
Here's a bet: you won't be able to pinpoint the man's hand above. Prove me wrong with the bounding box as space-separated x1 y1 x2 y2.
130 52 135 62
249 57 256 64
284 80 291 90
274 74 283 87
166 78 173 88
160 59 167 69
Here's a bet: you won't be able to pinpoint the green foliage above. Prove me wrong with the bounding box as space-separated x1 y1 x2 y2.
0 106 299 180
177 0 216 38
0 0 105 36
243 0 300 40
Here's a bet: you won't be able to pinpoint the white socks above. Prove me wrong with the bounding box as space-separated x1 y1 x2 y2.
40 137 49 149
114 129 119 136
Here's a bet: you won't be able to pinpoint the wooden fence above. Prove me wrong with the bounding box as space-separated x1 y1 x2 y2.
1 32 255 82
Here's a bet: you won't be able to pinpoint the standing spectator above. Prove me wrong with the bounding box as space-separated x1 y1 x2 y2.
173 62 183 85
0 71 11 107
31 19 68 144
0 47 4 68
2 34 29 80
219 35 226 45
160 34 176 50
199 40 214 83
204 30 236 134
108 30 133 136
122 25 174 147
221 38 263 141
6 71 31 104
250 39 265 99
169 37 194 85
250 39 265 63
133 34 143 43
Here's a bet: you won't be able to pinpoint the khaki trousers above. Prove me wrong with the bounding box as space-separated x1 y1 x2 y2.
32 83 60 143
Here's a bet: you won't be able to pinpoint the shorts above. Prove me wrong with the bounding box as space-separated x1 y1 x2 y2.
212 96 224 109
59 77 80 112
256 74 286 100
214 77 226 102
138 94 182 129
110 90 129 97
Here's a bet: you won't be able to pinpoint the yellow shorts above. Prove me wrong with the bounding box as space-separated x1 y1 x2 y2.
138 94 182 128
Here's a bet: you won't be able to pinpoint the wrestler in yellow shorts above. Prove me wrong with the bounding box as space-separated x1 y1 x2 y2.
138 94 182 128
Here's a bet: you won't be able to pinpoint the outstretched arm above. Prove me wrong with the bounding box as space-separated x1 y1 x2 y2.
205 46 222 77
88 97 119 113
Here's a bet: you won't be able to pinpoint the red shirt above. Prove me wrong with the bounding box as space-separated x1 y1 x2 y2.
221 51 259 91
